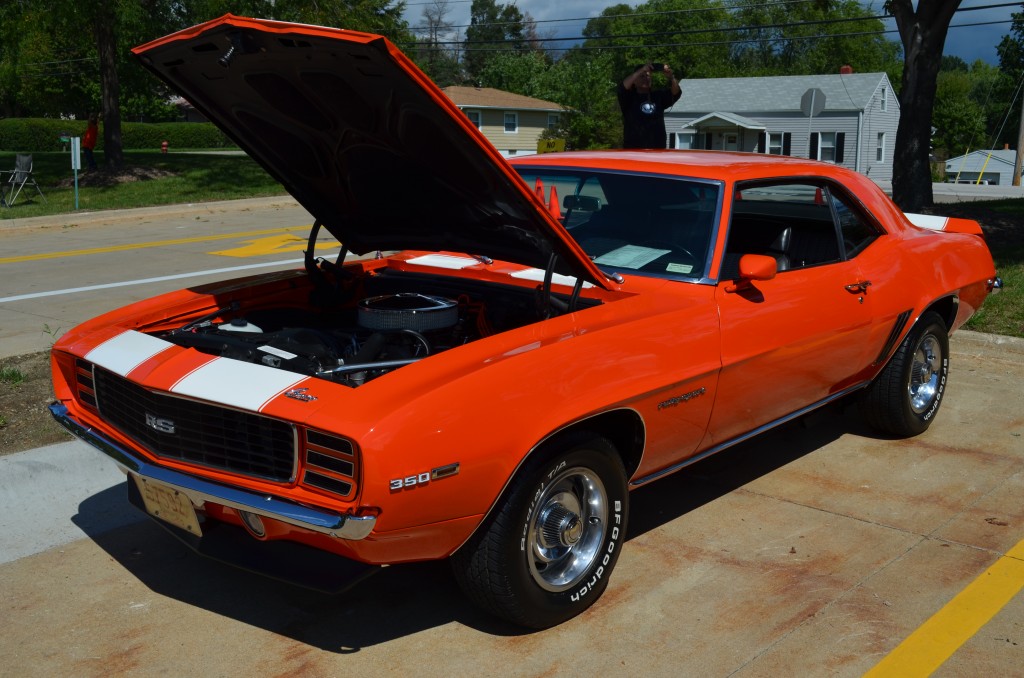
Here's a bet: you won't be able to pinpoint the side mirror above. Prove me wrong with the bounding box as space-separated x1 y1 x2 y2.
725 254 776 293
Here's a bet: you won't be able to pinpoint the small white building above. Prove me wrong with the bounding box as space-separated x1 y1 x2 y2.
944 149 1019 185
666 71 899 181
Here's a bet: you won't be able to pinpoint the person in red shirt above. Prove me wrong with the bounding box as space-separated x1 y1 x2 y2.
82 114 98 171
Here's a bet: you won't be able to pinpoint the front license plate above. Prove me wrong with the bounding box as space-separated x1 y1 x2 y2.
133 475 203 536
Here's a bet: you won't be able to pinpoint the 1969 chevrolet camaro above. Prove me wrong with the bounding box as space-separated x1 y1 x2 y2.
50 16 1000 628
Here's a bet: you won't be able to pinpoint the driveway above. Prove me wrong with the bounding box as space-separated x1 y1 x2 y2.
1 332 1021 676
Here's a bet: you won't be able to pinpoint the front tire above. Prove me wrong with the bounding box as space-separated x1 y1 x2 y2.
860 311 950 436
452 432 629 629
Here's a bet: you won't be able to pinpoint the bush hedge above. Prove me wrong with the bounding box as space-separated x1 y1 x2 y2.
0 117 234 152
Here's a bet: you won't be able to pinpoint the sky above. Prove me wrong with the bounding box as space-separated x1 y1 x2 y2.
400 0 1022 67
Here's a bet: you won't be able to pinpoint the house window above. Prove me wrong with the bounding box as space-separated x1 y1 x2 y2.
876 132 886 162
547 113 560 129
504 112 518 133
810 132 845 163
880 88 888 112
465 110 481 129
819 132 837 162
768 132 784 155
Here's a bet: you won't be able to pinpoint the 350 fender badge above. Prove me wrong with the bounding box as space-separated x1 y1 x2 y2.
285 388 317 402
390 462 460 491
658 387 706 410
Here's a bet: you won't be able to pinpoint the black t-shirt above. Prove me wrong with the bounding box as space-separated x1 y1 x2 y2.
617 83 681 149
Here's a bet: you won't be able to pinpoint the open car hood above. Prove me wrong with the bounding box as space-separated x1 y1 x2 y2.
133 15 606 286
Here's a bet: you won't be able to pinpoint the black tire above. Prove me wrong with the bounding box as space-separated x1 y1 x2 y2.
452 432 629 629
860 311 950 436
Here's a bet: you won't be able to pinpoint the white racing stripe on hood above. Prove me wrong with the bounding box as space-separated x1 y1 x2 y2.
85 330 174 377
905 213 949 231
406 254 478 269
170 357 307 412
510 268 594 288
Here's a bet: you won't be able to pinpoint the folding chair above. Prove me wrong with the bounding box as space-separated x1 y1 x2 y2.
2 154 46 206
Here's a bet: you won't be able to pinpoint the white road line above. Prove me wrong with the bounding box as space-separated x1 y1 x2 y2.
0 258 305 304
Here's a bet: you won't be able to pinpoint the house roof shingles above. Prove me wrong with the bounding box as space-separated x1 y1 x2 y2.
668 72 893 113
442 86 563 111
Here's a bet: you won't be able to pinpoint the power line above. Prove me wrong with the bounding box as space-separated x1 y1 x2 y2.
410 18 1014 54
405 0 1024 33
414 10 897 47
407 0 824 33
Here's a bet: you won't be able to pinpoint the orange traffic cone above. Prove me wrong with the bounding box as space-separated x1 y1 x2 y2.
814 187 825 204
548 186 560 219
535 177 545 202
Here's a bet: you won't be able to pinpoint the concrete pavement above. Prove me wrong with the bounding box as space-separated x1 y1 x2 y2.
0 330 1021 676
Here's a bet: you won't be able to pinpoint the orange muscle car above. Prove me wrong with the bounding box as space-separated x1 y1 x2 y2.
50 16 1000 628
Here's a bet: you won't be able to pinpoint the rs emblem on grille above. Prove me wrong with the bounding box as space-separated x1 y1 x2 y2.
145 413 176 434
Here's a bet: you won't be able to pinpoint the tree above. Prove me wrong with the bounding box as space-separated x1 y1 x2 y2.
537 52 621 149
996 9 1024 74
413 0 463 86
887 0 961 211
932 69 986 160
463 0 527 82
730 0 900 78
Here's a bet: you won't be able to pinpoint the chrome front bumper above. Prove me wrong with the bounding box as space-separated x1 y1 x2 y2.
49 403 376 540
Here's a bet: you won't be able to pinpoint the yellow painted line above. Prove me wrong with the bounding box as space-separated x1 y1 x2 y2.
865 539 1024 677
0 225 310 264
211 233 338 258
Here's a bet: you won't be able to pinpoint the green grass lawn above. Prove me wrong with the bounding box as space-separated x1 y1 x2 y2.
0 150 286 218
964 245 1023 338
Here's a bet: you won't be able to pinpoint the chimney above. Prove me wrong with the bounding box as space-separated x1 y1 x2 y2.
840 65 854 74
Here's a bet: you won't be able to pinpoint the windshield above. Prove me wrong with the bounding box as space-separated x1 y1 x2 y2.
515 168 723 281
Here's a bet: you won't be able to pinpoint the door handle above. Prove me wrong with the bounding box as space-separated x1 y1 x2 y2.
844 280 872 294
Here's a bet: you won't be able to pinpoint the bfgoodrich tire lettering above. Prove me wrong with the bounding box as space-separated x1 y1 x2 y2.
451 432 629 629
860 311 949 437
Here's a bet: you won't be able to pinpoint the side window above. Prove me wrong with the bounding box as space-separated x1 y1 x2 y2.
830 192 881 258
725 182 841 279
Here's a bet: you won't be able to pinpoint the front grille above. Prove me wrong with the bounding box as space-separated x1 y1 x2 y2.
92 366 296 481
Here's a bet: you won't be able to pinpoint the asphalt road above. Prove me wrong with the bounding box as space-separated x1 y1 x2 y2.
1 197 1022 676
0 196 324 359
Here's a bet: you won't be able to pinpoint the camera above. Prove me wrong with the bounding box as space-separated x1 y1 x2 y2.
650 63 665 72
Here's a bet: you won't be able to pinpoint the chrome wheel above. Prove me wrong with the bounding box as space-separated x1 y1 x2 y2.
527 466 608 592
909 334 942 414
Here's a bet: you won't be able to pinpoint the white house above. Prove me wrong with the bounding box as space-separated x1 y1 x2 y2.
666 71 899 181
944 149 1019 185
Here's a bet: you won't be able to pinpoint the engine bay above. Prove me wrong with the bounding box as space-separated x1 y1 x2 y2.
159 267 598 387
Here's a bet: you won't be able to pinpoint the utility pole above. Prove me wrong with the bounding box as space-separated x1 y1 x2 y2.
1014 93 1024 186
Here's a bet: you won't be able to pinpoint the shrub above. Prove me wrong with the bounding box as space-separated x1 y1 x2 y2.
0 117 233 152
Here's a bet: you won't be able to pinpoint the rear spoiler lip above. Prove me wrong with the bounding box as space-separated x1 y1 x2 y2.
904 212 984 236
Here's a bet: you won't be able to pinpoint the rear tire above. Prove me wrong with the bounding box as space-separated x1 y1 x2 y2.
452 432 628 629
860 311 949 436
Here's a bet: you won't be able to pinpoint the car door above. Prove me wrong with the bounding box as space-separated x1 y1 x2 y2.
707 180 876 445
